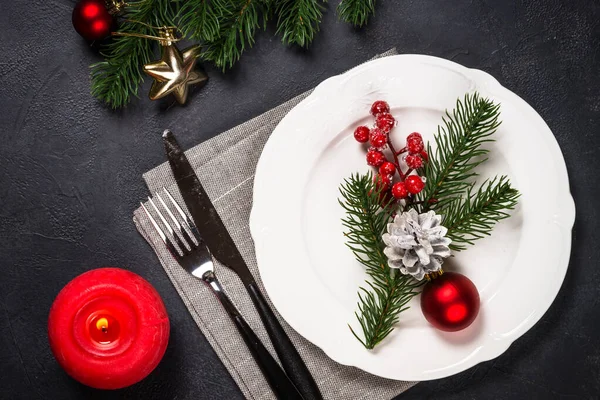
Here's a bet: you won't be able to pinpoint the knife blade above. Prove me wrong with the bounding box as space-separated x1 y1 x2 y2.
163 129 323 400
163 129 254 285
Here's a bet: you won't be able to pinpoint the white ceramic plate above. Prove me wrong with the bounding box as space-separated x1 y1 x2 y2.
249 55 575 381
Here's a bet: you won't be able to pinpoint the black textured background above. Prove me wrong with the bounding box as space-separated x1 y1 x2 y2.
1 0 599 399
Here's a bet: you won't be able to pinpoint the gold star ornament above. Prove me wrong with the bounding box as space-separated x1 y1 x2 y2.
143 28 208 104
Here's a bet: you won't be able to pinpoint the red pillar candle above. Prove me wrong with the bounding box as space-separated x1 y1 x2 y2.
48 268 170 389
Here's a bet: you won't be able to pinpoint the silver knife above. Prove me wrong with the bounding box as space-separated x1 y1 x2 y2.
163 129 323 400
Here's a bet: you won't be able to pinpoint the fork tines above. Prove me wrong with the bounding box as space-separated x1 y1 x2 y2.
141 188 199 259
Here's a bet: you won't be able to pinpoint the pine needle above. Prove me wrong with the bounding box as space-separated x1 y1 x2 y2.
418 92 501 211
275 0 324 47
443 176 520 251
337 0 376 27
339 173 421 349
179 0 222 42
415 93 520 249
201 0 266 71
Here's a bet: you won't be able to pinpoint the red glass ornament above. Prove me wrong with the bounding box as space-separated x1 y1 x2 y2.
48 268 170 389
420 272 480 332
72 0 113 41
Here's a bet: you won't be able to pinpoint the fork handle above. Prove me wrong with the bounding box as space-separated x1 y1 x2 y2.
203 273 304 400
247 282 323 400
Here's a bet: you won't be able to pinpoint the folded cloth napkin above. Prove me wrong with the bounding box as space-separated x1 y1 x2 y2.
133 48 416 400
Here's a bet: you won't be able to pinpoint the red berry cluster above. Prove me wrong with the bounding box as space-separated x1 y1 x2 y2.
354 100 428 202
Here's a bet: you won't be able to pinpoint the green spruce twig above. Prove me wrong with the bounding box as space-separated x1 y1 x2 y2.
418 92 501 211
90 34 152 109
337 0 376 27
201 0 266 70
443 176 520 251
179 0 222 42
89 0 384 107
339 92 519 349
339 173 421 349
275 0 324 47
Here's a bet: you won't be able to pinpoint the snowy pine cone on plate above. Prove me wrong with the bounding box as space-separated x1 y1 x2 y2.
382 209 452 280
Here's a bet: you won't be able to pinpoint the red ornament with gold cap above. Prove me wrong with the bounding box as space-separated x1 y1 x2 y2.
420 270 480 332
72 0 115 41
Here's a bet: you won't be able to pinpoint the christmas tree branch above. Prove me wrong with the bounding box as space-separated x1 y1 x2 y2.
90 33 152 109
337 0 376 27
443 176 520 251
275 0 324 47
90 0 176 108
339 173 421 349
179 0 222 42
418 92 501 211
88 0 384 107
201 0 266 70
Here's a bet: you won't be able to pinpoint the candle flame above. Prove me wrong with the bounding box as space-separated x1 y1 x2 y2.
96 317 109 332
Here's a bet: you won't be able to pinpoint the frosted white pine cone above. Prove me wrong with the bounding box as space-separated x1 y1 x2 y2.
382 209 452 280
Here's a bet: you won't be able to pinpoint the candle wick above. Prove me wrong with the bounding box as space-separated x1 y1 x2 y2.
101 326 107 333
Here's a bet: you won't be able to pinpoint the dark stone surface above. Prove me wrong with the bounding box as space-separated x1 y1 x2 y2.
0 0 598 399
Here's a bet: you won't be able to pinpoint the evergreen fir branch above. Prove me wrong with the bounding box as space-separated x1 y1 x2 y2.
90 34 152 109
201 0 265 70
88 0 385 107
339 173 421 349
179 0 222 42
418 92 501 211
443 176 520 251
275 0 324 47
89 0 176 108
337 0 376 27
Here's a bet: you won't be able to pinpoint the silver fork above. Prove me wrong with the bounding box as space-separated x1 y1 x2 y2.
142 188 304 400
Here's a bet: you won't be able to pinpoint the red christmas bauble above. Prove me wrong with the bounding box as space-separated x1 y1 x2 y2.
72 0 113 41
420 272 480 332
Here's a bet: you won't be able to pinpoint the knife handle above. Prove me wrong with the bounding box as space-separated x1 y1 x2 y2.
232 315 304 400
204 274 304 400
247 282 323 400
